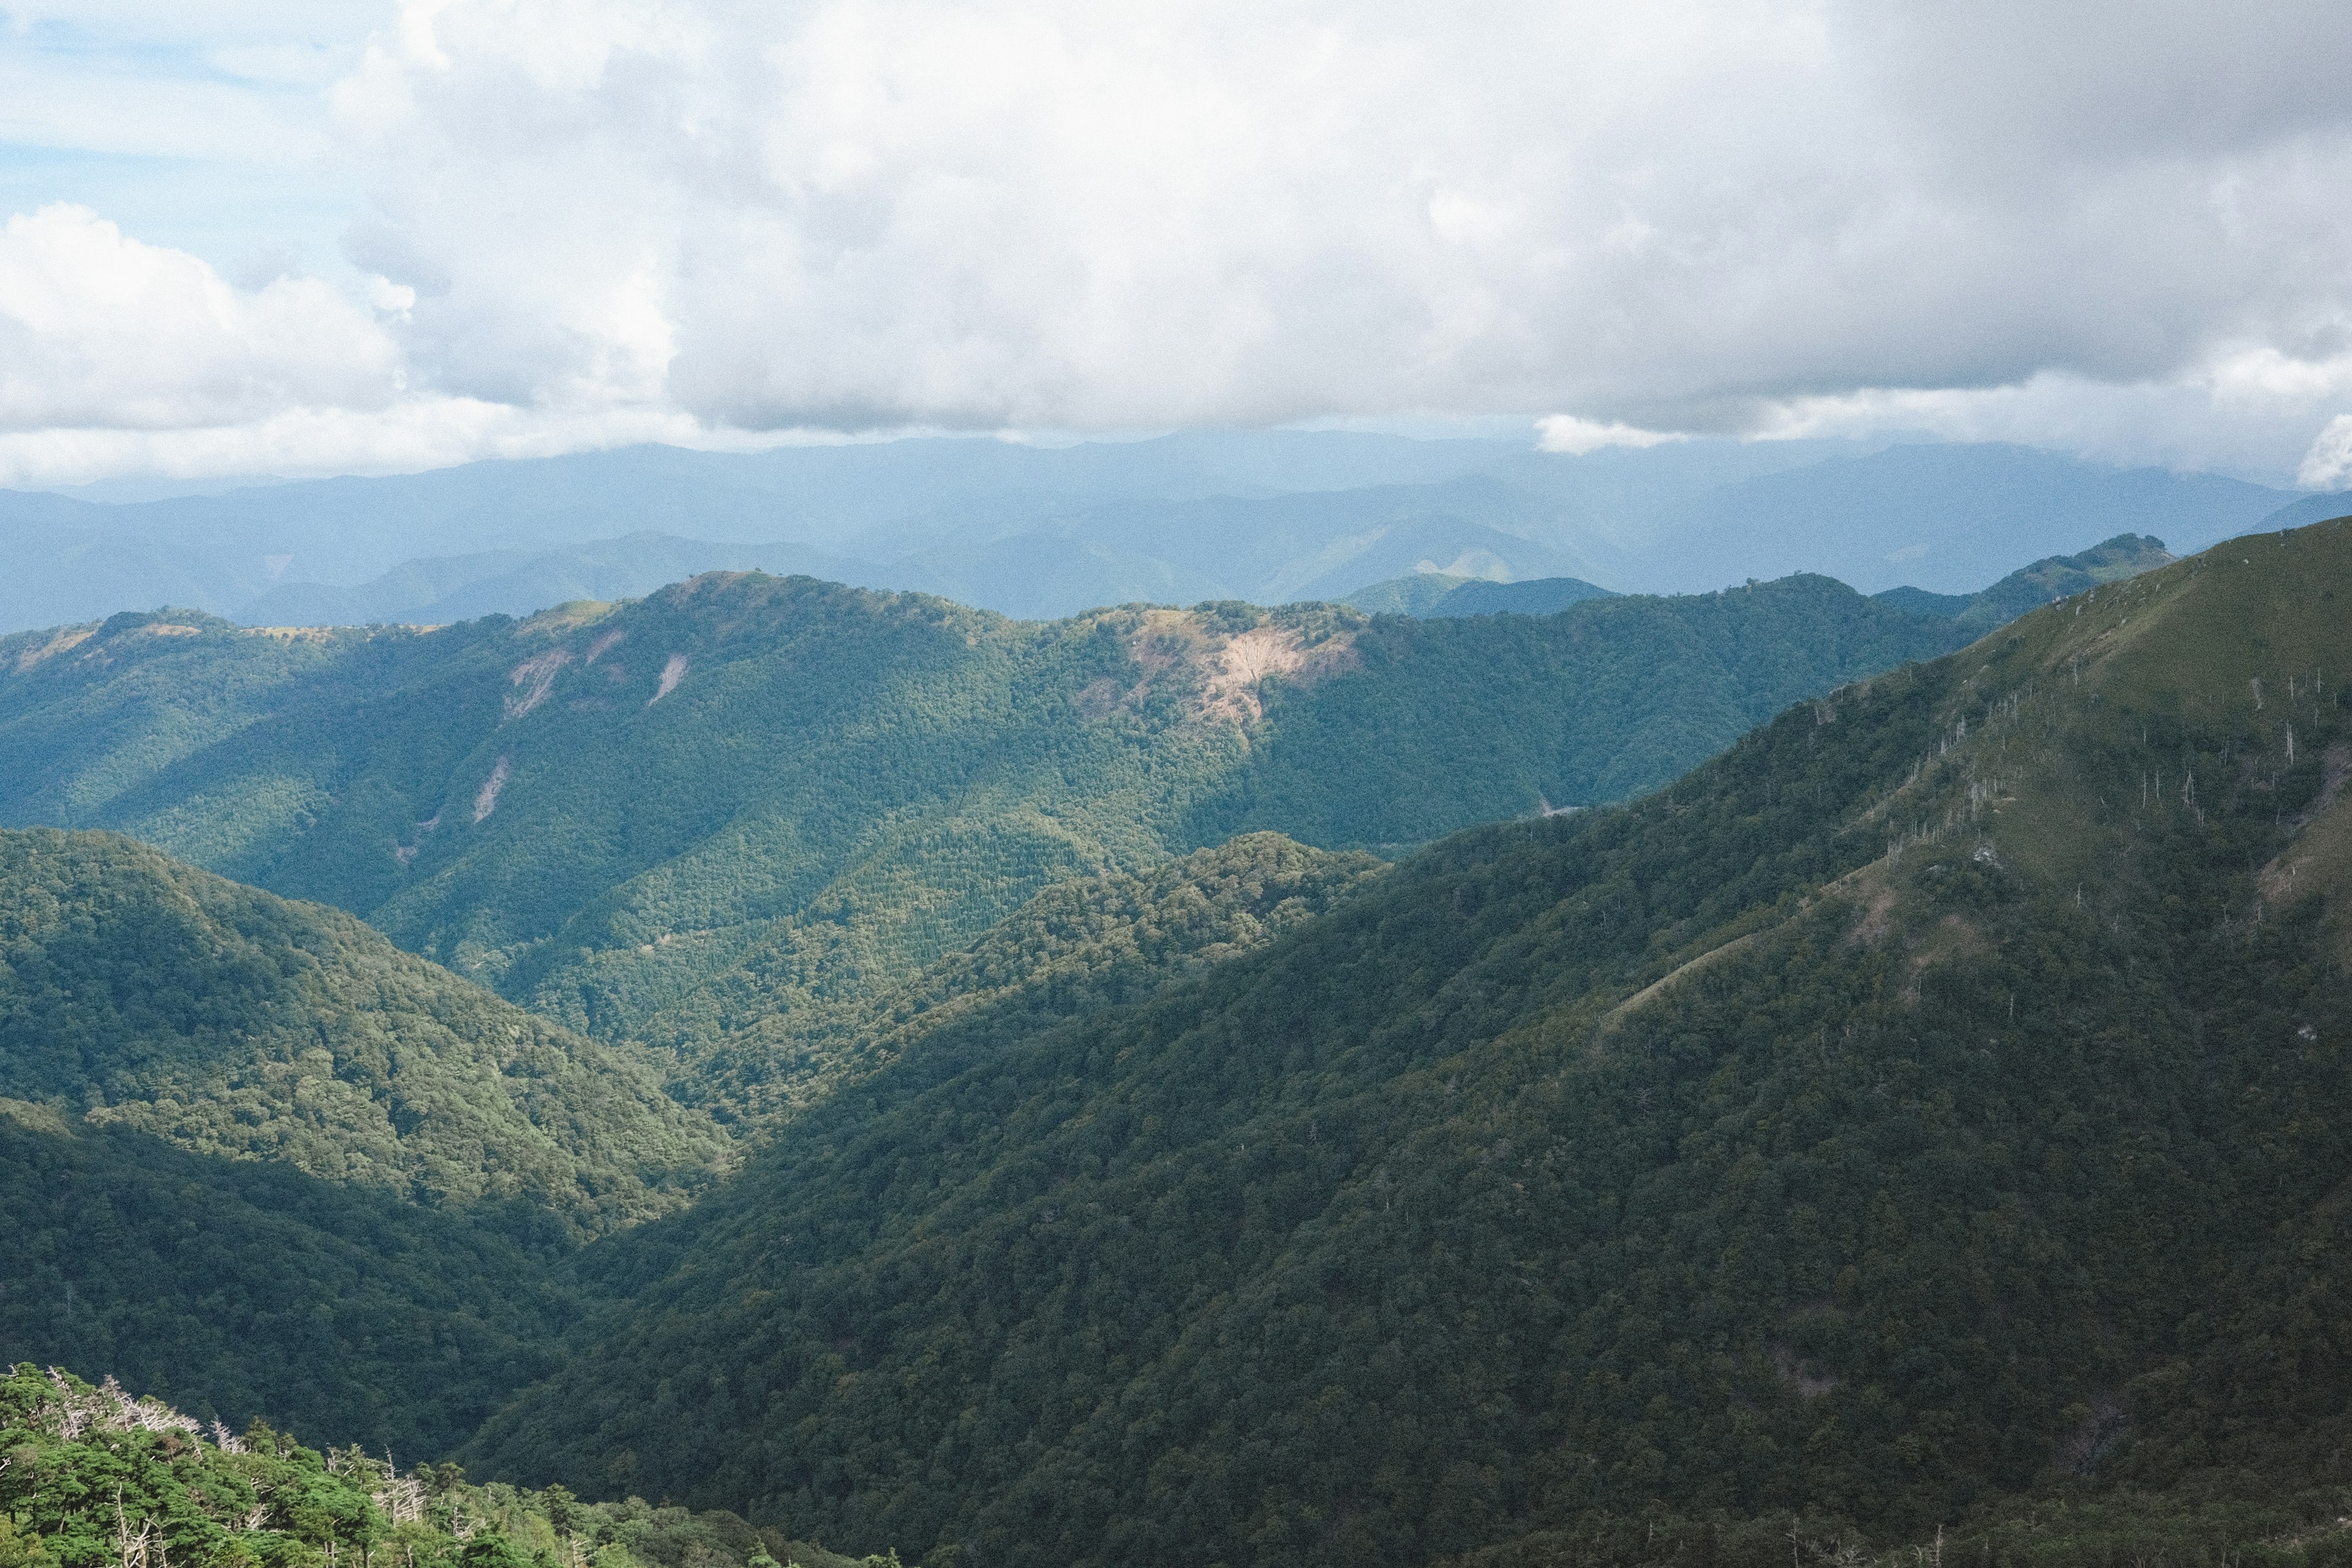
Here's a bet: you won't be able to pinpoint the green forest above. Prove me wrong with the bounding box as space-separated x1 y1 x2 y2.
455 524 2352 1564
4 524 2350 1568
0 575 1966 1101
0 1365 892 1568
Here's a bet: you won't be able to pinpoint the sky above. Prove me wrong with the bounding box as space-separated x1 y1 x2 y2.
2 0 2352 490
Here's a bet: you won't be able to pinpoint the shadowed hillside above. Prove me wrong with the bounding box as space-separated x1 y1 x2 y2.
459 518 2352 1568
0 826 734 1454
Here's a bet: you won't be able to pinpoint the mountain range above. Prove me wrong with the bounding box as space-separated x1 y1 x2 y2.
3 510 2350 1568
0 433 2322 631
456 516 2352 1566
0 572 1967 1106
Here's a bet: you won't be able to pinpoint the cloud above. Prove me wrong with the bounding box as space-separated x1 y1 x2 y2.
0 204 402 432
1536 417 1686 456
322 0 2352 444
10 0 2352 483
2299 415 2352 490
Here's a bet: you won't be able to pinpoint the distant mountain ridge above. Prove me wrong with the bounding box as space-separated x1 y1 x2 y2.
0 432 2319 631
1873 531 2175 627
1343 572 1615 617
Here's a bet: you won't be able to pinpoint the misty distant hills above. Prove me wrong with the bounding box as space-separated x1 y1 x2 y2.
1344 528 2177 623
1618 441 2287 594
237 534 878 628
1345 572 1616 617
0 431 2331 632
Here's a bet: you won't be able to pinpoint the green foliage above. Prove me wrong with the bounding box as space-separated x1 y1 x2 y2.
457 523 2352 1567
1873 534 2173 631
1207 575 1964 842
0 827 727 1232
684 832 1385 1118
0 574 1966 1095
1439 1492 2352 1568
0 1366 876 1568
0 827 727 1455
0 1110 575 1457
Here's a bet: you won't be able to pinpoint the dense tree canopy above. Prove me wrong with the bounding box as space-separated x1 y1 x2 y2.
0 828 726 1229
9 526 2352 1568
457 523 2352 1568
0 577 1966 1095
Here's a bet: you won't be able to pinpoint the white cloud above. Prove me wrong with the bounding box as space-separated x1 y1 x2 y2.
2298 415 2352 491
0 204 402 431
10 0 2352 483
323 0 2352 443
1536 416 1686 456
0 400 661 489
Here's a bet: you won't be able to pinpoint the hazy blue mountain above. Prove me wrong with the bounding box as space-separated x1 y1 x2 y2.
1616 442 2286 594
2252 488 2352 533
0 432 2307 634
1344 573 1616 617
241 533 885 627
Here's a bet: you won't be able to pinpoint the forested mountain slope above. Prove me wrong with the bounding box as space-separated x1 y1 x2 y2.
685 832 1384 1118
0 576 1963 1102
464 519 2352 1568
0 828 725 1228
0 830 1376 1464
0 828 731 1456
1873 532 2174 629
0 1107 579 1458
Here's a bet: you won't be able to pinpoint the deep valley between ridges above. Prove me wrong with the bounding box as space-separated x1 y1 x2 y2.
7 520 2352 1568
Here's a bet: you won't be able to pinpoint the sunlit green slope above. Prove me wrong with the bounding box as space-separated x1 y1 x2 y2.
0 827 726 1229
0 575 1962 1101
464 520 2352 1568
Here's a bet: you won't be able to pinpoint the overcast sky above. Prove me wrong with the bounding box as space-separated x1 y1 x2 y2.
3 0 2351 489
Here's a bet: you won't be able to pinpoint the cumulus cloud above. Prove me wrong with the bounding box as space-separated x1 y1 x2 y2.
10 0 2352 481
1536 417 1687 457
0 205 402 431
2299 416 2352 491
316 0 2352 448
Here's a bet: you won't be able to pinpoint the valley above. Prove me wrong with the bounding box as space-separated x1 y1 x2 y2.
3 513 2349 1568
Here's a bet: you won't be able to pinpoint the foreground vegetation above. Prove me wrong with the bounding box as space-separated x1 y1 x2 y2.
0 1365 892 1568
